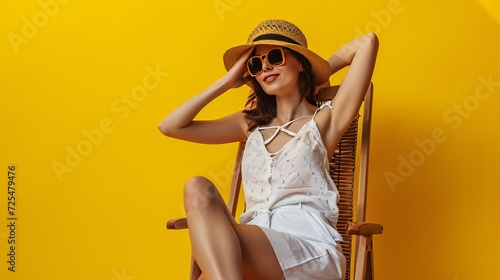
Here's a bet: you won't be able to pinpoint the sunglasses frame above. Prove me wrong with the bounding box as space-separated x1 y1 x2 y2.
246 47 287 77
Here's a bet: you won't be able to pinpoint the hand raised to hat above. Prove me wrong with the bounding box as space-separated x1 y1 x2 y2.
222 47 255 90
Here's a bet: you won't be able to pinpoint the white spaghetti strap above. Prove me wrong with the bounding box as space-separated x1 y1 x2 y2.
261 127 297 145
313 100 333 120
258 115 310 145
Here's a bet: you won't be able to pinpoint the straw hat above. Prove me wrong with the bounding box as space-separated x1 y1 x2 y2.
223 19 332 86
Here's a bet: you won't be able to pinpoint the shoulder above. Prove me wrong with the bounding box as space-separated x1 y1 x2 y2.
313 104 343 156
313 103 334 132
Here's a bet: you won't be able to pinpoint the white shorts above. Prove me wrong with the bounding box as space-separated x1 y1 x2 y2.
245 203 346 280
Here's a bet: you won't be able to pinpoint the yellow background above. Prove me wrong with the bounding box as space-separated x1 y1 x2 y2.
1 0 499 279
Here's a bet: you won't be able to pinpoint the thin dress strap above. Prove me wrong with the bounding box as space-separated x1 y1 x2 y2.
258 115 310 145
312 100 333 120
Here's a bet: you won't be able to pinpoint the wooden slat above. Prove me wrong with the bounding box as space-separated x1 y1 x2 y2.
321 83 373 279
329 113 358 280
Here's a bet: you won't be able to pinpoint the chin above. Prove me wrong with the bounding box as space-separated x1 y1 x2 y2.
261 84 283 95
262 89 278 96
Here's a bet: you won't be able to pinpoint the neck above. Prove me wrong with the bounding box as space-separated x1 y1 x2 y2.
274 94 315 123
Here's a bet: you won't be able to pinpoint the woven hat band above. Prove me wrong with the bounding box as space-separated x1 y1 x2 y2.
252 34 301 46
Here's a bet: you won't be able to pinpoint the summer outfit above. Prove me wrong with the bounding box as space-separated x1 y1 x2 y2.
241 101 346 280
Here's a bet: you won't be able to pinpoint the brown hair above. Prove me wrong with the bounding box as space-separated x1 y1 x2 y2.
243 48 317 131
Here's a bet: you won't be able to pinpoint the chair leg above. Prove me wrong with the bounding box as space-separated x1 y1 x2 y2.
190 258 201 280
366 249 374 280
354 235 375 280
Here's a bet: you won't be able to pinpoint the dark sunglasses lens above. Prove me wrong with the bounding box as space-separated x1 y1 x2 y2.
267 49 284 65
248 57 262 75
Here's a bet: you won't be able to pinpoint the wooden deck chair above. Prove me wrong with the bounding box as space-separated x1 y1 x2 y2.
167 83 383 280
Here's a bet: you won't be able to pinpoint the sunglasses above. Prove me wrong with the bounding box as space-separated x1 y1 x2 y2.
247 48 286 77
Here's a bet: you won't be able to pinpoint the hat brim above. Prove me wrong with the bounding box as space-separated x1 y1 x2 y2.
223 40 331 86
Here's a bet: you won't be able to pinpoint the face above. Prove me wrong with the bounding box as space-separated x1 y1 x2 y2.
250 45 302 96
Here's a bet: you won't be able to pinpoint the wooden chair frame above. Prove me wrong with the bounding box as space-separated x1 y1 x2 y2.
167 83 382 280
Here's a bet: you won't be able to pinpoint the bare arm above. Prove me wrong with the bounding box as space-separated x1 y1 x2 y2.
158 47 255 144
322 33 379 150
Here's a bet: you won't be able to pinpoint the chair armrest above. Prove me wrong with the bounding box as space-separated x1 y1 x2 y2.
166 218 188 230
347 222 383 236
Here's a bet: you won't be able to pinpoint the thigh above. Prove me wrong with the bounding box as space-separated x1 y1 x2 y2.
234 224 284 280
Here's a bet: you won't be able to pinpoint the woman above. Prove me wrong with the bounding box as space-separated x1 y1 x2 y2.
159 19 378 280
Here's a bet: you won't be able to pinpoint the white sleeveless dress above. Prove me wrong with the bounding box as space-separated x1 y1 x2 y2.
241 101 346 280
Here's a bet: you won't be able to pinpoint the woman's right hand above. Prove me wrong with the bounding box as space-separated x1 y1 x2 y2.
222 47 255 89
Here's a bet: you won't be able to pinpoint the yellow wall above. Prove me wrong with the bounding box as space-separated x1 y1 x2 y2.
1 0 499 279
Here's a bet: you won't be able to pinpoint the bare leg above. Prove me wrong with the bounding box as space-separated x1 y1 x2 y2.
235 225 285 280
184 176 242 279
183 176 284 280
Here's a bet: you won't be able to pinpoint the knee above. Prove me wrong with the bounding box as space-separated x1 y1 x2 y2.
184 176 219 211
184 176 213 197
